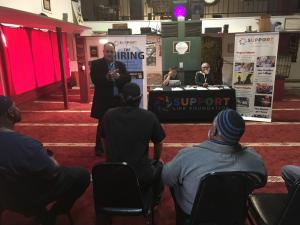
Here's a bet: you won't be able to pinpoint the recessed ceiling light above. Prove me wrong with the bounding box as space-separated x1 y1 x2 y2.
204 0 220 5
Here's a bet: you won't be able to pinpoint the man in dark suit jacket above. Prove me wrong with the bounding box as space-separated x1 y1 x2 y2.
195 62 214 87
90 42 131 156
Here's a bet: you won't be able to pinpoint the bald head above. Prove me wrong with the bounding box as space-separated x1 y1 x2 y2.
201 62 210 74
103 42 116 62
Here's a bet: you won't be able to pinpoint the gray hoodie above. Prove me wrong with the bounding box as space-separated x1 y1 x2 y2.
162 140 267 214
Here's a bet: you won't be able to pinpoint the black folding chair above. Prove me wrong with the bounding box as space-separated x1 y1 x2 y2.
179 171 266 225
92 162 155 225
0 169 74 225
248 181 300 225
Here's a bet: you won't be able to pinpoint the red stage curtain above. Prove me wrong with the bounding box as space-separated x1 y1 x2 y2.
30 29 57 87
49 32 61 81
0 25 71 97
0 75 3 95
1 26 36 95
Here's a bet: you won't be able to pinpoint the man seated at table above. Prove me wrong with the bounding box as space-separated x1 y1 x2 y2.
0 96 90 225
162 109 267 223
100 83 165 196
162 67 178 86
195 62 214 87
281 165 300 192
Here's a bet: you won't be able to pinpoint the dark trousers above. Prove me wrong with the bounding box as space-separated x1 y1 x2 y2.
95 120 103 152
43 167 90 215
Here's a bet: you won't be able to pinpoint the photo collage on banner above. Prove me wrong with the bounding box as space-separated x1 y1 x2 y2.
233 33 279 122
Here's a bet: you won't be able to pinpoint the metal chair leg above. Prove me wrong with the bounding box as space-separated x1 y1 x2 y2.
247 211 257 225
145 209 154 225
67 212 74 225
0 210 3 225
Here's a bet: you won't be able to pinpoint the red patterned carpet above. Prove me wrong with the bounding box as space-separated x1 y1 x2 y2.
2 88 300 225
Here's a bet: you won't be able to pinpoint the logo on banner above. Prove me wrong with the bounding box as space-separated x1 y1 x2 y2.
154 96 231 112
238 36 275 46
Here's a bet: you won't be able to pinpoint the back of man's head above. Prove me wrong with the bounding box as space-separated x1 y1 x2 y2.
0 96 13 117
121 83 142 107
215 109 245 145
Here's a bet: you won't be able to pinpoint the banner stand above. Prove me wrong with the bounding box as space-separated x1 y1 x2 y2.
232 32 279 122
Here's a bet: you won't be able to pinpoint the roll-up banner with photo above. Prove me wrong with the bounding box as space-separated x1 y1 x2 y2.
85 35 147 108
232 32 279 122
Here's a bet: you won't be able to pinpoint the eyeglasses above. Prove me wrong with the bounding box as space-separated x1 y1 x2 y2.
105 50 114 53
202 67 209 69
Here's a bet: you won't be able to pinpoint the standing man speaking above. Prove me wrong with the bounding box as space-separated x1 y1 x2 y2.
90 42 131 156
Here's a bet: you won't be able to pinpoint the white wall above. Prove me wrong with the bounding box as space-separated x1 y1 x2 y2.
84 16 287 35
83 20 164 34
0 0 73 22
202 16 286 33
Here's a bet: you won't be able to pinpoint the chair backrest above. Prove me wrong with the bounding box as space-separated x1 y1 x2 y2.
279 181 300 225
189 171 266 225
92 162 144 213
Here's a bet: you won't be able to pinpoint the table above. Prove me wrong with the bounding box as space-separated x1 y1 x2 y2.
148 86 236 122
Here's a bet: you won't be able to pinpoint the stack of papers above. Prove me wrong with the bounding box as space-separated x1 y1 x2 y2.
196 87 207 90
207 87 220 90
184 86 197 90
152 87 163 91
171 87 183 91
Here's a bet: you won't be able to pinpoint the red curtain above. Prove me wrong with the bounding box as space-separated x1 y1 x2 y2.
0 71 3 95
0 25 71 97
50 32 61 81
30 29 57 87
1 26 36 95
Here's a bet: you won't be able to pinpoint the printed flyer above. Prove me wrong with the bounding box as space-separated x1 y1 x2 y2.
232 32 279 122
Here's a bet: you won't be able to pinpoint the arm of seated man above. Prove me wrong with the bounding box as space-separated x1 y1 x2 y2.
23 137 60 180
151 114 166 161
162 74 171 86
153 142 163 161
162 149 186 187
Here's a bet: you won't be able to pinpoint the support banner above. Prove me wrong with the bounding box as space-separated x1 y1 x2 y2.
232 32 279 122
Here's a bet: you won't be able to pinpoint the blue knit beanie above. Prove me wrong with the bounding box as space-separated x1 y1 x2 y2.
216 109 245 144
0 96 13 116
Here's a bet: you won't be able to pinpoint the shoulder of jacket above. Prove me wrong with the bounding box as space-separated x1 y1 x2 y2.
95 58 105 63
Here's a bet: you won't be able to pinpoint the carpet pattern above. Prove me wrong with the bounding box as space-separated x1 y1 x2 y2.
2 89 300 225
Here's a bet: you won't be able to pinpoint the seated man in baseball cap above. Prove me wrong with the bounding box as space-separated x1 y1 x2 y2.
162 109 267 223
100 83 165 197
0 96 90 225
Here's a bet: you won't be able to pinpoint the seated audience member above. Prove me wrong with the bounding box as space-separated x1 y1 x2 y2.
162 109 267 219
195 62 214 87
100 83 165 192
163 67 178 86
281 165 300 192
0 96 90 225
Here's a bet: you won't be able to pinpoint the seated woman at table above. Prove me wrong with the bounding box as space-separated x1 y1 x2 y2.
162 67 178 86
195 62 214 87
